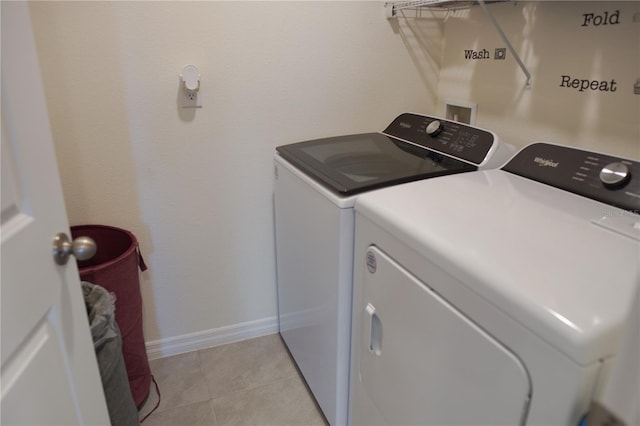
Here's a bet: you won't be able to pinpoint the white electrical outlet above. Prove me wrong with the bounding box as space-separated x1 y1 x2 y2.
182 90 202 108
180 64 202 108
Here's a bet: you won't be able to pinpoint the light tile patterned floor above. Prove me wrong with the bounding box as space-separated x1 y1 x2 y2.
139 334 328 426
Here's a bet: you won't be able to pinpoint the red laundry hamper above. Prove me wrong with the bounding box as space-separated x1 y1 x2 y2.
72 224 152 408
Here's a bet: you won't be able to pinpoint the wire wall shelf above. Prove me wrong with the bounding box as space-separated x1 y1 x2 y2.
384 0 532 88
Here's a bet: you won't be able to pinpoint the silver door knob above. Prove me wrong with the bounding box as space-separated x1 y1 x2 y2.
52 233 97 265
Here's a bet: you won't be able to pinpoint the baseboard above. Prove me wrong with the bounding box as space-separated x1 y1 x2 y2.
145 316 279 360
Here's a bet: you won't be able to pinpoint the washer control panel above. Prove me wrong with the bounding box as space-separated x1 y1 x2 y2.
383 113 495 165
503 142 640 212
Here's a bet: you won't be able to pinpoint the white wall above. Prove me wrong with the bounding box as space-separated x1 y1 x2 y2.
29 1 443 346
29 1 639 352
436 1 639 158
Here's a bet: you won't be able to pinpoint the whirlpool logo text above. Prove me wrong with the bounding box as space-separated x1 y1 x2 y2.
534 157 559 168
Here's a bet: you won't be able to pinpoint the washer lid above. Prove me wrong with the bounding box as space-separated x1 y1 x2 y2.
355 169 640 365
276 133 475 196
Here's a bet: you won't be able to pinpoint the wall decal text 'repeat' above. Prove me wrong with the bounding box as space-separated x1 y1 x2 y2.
560 75 618 92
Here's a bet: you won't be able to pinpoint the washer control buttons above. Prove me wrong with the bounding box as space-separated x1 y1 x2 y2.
600 162 631 188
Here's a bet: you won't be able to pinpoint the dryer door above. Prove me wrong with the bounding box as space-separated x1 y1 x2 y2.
356 246 531 425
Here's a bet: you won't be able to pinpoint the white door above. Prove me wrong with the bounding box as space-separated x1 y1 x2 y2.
1 3 110 425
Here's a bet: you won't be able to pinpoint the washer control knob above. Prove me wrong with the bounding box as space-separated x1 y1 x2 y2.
426 120 444 137
599 162 631 188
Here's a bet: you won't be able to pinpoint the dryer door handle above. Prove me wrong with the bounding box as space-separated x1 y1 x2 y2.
366 303 382 356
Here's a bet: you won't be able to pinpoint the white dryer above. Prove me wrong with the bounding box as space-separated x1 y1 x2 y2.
274 113 515 425
350 142 640 425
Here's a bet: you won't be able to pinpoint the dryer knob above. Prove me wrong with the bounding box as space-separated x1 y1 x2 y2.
600 162 631 188
426 120 444 137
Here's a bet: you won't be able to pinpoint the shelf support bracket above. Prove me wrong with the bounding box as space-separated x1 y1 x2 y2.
477 0 532 88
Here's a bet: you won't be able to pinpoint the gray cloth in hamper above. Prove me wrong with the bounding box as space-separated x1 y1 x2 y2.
83 281 140 426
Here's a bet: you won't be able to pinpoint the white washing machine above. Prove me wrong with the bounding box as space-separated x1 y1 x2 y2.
349 142 640 425
274 113 515 425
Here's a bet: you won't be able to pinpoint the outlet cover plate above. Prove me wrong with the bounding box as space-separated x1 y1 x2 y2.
181 91 202 108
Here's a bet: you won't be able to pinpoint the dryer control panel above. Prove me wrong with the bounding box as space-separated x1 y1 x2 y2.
503 142 640 212
382 113 495 165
